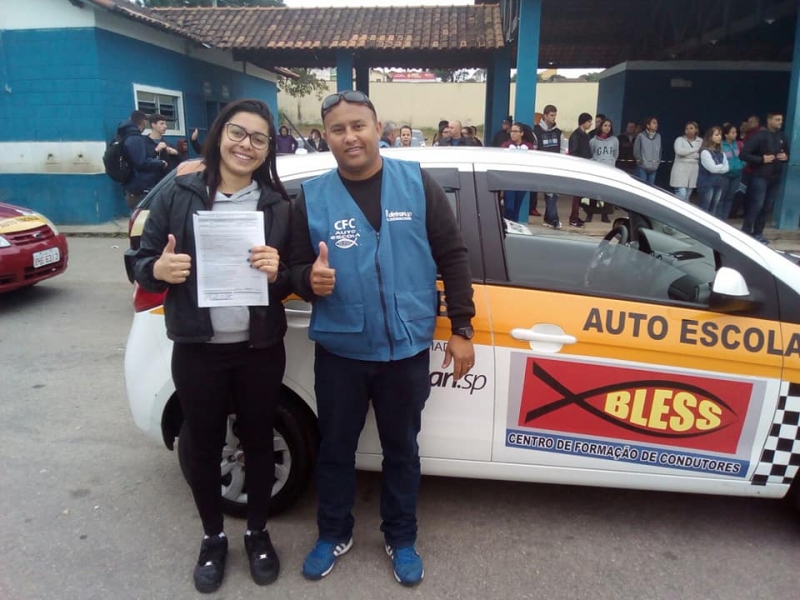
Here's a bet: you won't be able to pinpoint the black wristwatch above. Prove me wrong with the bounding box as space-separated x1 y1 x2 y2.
452 326 474 340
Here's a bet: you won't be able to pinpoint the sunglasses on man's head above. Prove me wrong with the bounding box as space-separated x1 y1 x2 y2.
321 91 377 119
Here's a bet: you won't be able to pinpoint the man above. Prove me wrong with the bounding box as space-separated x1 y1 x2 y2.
118 110 168 210
533 105 564 228
587 113 605 139
740 111 790 244
566 112 593 228
491 116 513 147
288 91 475 587
437 120 480 147
464 125 483 146
616 121 637 173
146 113 179 167
379 122 398 148
633 116 661 185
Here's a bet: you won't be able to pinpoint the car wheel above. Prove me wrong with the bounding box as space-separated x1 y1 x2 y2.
177 395 317 518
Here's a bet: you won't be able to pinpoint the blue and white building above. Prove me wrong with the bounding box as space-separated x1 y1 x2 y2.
0 0 282 223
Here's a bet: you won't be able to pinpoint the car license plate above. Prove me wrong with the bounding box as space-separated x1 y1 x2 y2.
33 247 60 268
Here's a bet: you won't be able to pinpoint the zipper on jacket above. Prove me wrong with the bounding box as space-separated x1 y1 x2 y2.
375 231 394 360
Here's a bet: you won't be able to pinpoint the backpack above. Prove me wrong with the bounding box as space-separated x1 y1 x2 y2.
103 133 134 184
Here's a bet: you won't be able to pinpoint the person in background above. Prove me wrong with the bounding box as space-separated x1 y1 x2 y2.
119 110 169 210
432 120 450 146
534 104 564 229
307 128 329 152
379 122 398 148
566 112 593 228
587 113 605 139
276 125 298 155
190 128 204 154
491 116 513 147
633 117 661 185
464 126 483 146
616 121 638 173
289 90 475 587
398 125 414 147
744 115 761 141
132 99 292 593
740 111 790 243
501 122 533 222
720 123 745 219
437 120 480 147
587 117 618 222
696 126 729 217
670 121 701 201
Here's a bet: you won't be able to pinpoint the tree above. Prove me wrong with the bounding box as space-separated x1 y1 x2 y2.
278 68 329 121
138 0 284 7
579 72 601 82
433 69 456 83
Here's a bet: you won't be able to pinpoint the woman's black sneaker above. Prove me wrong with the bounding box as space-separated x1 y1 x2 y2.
194 533 228 593
244 529 280 585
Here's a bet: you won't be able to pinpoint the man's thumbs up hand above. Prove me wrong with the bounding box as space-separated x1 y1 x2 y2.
310 241 335 296
153 234 193 284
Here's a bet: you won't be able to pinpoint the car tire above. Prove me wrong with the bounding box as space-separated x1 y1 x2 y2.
177 394 317 518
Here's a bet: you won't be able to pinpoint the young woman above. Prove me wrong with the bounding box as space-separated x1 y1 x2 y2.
432 120 450 146
501 122 533 222
696 125 730 217
398 125 413 147
306 128 328 152
275 125 298 154
720 123 745 219
132 99 292 593
670 121 701 201
587 118 618 222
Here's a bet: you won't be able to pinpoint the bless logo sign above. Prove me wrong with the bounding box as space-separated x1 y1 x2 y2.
517 358 753 454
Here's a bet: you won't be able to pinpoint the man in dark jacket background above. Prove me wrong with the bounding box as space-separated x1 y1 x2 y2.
566 112 593 228
118 110 168 210
740 111 790 243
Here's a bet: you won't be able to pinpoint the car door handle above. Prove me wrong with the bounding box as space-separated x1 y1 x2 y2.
511 329 577 344
285 305 312 329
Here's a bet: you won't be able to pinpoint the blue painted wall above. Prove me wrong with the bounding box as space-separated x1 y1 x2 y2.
595 70 626 136
1 27 277 224
598 66 790 188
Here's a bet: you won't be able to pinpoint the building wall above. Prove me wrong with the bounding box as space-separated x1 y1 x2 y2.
598 61 791 187
0 0 278 224
279 81 600 137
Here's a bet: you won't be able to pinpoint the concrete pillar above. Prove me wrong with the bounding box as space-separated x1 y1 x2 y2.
336 50 354 92
354 60 370 96
513 0 542 126
484 45 511 146
774 8 800 230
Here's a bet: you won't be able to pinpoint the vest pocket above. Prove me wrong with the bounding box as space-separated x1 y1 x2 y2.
395 290 437 342
313 302 365 333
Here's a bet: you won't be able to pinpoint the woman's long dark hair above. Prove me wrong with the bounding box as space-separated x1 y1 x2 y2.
202 99 289 207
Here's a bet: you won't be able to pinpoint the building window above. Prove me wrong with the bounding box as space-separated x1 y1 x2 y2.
132 84 185 136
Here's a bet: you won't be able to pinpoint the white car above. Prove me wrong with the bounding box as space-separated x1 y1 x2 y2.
126 147 800 517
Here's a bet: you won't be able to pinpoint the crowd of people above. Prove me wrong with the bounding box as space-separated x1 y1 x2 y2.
486 107 791 243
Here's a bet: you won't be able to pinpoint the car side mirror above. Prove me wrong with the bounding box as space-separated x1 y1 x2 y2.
709 267 759 312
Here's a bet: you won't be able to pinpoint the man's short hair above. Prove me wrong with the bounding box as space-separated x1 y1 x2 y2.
148 113 168 126
130 110 147 126
543 105 557 115
766 111 783 120
382 122 397 137
596 113 606 121
579 113 593 126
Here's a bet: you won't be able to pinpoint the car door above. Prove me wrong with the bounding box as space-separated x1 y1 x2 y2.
475 161 788 497
356 163 496 463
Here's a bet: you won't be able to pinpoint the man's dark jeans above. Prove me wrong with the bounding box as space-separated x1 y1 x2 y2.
742 176 779 237
314 344 430 548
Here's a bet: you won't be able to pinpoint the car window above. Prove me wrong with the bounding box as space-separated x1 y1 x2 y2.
487 170 719 308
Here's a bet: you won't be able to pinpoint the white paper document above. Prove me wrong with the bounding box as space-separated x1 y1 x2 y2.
193 211 270 307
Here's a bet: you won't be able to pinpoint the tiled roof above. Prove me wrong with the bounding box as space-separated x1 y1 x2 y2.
151 5 504 53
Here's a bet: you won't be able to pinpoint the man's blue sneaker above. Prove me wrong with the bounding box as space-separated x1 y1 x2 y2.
302 538 353 580
385 544 424 587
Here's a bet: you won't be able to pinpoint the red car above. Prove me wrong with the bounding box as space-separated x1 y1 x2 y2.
0 202 68 292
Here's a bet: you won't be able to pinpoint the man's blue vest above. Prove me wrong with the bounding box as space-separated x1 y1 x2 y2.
303 158 437 362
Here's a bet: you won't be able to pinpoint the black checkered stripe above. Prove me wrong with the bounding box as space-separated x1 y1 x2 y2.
751 382 800 486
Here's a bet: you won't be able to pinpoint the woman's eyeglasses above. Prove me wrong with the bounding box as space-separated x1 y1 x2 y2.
225 122 270 149
320 91 377 119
